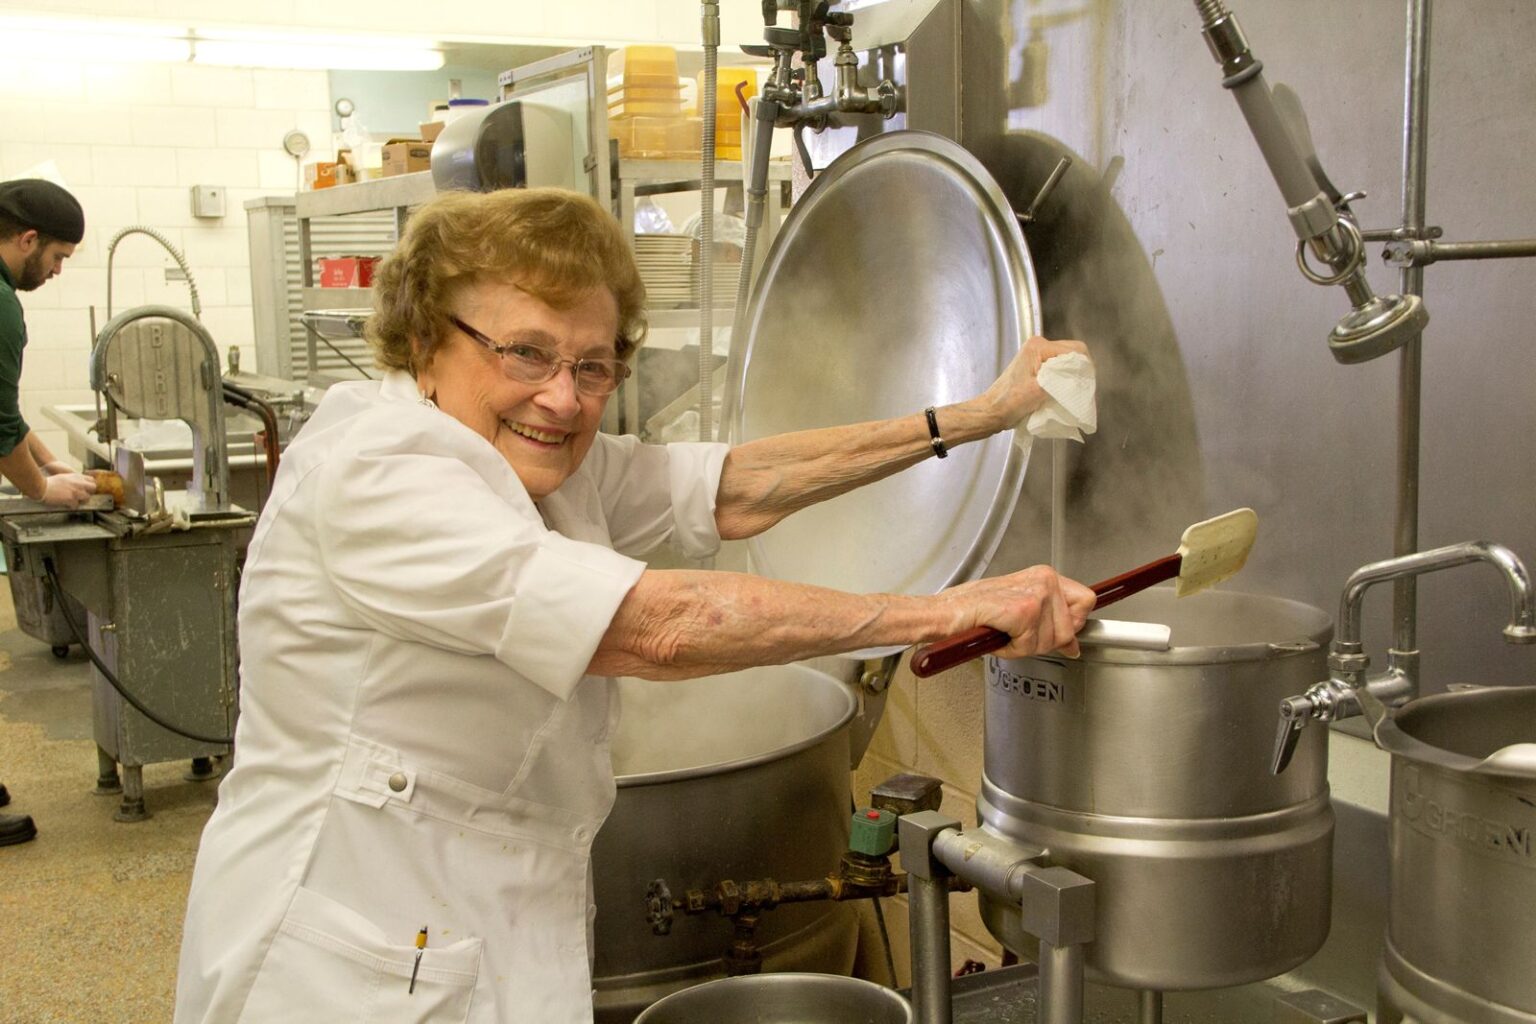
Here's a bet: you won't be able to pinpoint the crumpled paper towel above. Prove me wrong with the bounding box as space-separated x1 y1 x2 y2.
1015 350 1097 458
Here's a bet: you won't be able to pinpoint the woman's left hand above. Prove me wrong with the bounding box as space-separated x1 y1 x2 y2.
981 335 1090 429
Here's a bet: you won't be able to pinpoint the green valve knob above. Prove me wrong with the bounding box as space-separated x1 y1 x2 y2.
849 807 895 856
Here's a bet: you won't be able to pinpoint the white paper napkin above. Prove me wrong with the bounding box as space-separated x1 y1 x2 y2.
1015 350 1097 458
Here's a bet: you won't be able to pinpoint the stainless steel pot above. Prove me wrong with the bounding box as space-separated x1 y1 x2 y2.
977 588 1334 990
632 972 912 1024
592 665 860 1023
1375 686 1536 1024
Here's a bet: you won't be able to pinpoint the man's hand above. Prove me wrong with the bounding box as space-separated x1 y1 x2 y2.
42 460 75 476
41 472 96 508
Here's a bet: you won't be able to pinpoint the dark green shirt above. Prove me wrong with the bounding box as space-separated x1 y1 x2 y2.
0 259 31 458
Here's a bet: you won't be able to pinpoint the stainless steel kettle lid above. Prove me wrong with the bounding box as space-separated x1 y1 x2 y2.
725 131 1041 656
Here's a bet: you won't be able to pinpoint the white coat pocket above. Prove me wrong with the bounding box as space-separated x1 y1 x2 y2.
239 886 484 1024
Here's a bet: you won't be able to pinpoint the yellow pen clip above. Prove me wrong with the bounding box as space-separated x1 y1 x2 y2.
408 926 428 994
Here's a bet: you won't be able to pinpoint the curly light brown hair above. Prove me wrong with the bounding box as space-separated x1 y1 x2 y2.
368 187 647 374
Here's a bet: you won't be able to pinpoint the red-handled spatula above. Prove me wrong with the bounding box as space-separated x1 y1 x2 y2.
910 508 1259 678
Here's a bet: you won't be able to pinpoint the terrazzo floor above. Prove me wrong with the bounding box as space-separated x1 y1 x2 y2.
0 583 217 1024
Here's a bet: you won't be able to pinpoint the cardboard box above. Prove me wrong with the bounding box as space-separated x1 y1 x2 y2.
317 256 381 288
420 120 446 144
304 161 342 190
382 138 433 177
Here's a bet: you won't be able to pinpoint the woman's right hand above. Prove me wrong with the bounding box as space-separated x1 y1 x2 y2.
940 565 1097 659
979 335 1091 431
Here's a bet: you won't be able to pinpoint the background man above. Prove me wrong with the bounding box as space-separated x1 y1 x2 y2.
0 177 97 847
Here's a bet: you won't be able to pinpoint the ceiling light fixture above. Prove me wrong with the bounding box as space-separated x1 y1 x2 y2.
0 16 444 72
191 29 445 71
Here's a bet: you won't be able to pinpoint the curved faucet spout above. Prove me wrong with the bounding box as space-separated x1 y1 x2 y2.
1338 541 1536 647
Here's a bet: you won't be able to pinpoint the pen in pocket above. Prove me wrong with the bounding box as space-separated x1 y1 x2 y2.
408 926 428 993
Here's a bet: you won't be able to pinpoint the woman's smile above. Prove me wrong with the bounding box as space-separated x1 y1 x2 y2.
503 420 569 447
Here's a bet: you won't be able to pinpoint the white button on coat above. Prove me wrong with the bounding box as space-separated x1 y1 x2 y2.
174 371 728 1024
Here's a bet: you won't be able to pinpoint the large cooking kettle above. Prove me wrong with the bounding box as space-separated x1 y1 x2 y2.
1371 685 1536 1024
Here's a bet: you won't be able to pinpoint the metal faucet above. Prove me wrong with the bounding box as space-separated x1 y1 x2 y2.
1272 541 1536 773
747 1 898 130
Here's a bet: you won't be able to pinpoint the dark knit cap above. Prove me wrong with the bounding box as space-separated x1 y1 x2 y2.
0 179 85 244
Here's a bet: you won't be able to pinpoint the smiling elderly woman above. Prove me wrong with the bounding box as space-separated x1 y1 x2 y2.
174 188 1095 1024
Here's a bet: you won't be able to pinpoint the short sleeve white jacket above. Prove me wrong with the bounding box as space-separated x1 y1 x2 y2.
174 370 728 1024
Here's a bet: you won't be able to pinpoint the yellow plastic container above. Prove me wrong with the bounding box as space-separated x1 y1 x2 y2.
609 96 684 118
609 46 679 91
608 82 682 102
611 114 701 160
666 117 702 158
608 82 684 119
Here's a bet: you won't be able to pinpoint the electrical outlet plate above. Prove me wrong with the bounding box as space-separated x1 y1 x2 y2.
190 184 225 219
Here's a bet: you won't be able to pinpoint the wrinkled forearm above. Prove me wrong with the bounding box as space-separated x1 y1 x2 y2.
590 569 964 680
713 396 1006 540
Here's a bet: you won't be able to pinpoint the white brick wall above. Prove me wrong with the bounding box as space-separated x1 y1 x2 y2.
0 58 331 463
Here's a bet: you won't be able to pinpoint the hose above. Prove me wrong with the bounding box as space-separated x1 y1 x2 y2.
43 557 234 746
222 381 281 487
698 0 721 441
106 226 201 321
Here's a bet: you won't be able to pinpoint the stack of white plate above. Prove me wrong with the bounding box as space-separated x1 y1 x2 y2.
634 234 695 308
691 255 740 309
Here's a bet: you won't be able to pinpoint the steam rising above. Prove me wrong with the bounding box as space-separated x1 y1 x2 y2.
990 132 1206 585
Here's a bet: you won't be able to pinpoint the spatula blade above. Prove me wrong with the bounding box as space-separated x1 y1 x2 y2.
1174 507 1259 597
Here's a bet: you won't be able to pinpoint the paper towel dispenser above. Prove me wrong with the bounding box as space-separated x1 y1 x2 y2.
429 101 576 193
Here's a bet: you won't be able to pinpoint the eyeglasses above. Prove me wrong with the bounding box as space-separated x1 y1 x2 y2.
449 315 631 396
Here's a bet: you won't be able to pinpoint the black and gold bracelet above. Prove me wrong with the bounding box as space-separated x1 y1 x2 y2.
924 406 948 459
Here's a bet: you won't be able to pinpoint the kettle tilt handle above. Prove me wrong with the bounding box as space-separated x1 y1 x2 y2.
908 555 1182 678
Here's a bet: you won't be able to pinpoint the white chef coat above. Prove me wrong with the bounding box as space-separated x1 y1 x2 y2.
174 370 729 1024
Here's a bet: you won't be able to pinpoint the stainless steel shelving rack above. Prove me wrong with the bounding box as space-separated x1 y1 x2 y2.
293 171 438 387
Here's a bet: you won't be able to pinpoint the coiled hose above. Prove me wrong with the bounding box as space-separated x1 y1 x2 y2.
106 225 201 321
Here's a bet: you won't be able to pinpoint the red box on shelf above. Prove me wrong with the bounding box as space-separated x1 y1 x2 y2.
317 256 381 288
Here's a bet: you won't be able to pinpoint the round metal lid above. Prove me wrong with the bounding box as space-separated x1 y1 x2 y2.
727 131 1040 655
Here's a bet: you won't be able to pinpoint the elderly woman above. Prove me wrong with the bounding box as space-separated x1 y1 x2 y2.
175 188 1095 1023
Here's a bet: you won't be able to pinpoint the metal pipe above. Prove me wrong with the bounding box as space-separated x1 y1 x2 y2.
907 873 953 1024
1386 237 1536 265
1338 541 1536 647
1050 441 1067 570
1036 939 1084 1024
719 95 780 437
697 0 720 442
931 827 1042 899
1393 0 1432 658
1138 990 1164 1024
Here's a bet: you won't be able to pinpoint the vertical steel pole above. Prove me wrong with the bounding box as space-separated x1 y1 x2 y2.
1393 0 1431 660
908 874 953 1024
1036 939 1084 1024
